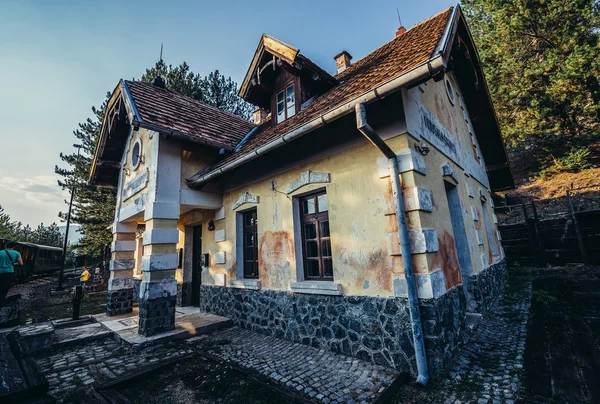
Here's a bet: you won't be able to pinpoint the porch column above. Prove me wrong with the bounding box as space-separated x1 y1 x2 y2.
107 222 137 316
138 217 179 336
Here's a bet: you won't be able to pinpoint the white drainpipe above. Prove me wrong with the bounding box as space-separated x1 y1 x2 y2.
355 103 430 386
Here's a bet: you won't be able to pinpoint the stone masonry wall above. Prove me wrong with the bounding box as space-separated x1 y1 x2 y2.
133 278 142 303
177 281 192 307
138 296 176 337
200 284 467 377
467 258 507 314
106 288 133 316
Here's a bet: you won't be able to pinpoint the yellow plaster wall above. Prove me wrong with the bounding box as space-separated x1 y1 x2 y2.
410 75 502 288
119 128 155 210
202 136 414 297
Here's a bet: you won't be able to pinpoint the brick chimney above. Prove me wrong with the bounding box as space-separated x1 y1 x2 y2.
395 26 406 37
334 51 353 74
253 108 268 124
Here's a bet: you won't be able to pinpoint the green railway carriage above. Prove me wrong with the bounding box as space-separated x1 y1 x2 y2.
0 239 63 281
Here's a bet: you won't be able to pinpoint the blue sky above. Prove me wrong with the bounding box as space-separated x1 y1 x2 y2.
0 0 455 226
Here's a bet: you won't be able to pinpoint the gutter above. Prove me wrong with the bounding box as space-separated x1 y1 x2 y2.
189 54 446 187
355 103 430 386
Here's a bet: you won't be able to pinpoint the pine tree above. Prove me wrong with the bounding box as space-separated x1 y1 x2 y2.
55 98 117 257
200 70 254 120
141 60 204 101
0 205 15 239
462 0 600 162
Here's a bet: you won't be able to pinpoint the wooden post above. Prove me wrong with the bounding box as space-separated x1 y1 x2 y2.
567 189 588 265
531 201 548 266
522 203 540 266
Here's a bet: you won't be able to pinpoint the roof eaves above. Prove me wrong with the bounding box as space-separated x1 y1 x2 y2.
121 80 142 124
89 80 127 184
136 121 235 151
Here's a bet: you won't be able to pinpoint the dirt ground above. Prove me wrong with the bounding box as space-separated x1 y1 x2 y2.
7 271 108 324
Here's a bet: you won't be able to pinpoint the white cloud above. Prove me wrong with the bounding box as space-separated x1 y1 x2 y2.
0 174 68 226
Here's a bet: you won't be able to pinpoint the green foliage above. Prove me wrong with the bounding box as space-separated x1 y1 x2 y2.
0 205 63 247
539 147 592 179
200 70 254 120
532 289 559 306
56 60 250 258
141 60 204 101
462 0 600 162
55 98 117 257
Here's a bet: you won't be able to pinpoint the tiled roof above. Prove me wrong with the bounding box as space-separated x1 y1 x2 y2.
125 80 255 149
196 7 453 177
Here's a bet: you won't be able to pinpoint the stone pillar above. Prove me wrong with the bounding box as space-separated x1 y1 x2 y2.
106 222 137 316
138 218 179 337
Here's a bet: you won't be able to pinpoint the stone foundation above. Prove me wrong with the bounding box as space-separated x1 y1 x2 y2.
106 288 134 316
138 296 177 337
199 284 466 376
177 282 192 307
133 278 142 303
467 258 508 313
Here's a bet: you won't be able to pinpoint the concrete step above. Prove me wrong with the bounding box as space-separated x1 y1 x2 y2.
54 323 114 348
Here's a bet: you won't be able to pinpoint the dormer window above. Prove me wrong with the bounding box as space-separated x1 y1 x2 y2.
276 83 296 123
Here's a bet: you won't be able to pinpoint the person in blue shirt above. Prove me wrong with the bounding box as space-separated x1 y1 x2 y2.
0 242 23 307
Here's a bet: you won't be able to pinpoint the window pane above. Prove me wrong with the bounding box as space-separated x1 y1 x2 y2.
244 233 254 247
317 194 328 212
303 198 315 214
244 213 255 227
245 246 255 261
323 259 333 277
304 222 317 239
244 262 255 277
277 91 285 123
286 85 295 105
306 259 320 277
286 85 295 118
321 239 331 257
320 220 330 238
306 240 318 258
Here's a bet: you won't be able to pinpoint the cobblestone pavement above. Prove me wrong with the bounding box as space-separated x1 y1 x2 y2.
34 337 193 400
441 279 532 404
196 327 400 403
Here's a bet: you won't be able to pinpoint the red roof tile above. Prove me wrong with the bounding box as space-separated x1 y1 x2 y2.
194 7 453 180
125 80 255 149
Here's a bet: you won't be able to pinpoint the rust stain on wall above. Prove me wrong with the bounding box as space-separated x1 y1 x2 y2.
348 247 392 293
228 260 237 280
432 231 462 290
258 231 294 289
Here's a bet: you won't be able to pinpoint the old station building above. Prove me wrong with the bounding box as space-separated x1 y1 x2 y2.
89 6 513 377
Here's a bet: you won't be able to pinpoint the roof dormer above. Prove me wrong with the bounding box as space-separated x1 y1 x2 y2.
239 34 338 125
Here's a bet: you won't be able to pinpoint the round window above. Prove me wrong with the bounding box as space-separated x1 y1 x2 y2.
445 79 456 105
131 139 142 170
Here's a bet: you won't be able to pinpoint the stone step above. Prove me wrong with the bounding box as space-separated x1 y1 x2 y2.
54 323 114 348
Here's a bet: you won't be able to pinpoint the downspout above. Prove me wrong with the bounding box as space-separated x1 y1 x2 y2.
355 103 429 386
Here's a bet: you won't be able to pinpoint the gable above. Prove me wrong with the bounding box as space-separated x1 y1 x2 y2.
239 34 337 112
89 80 256 187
